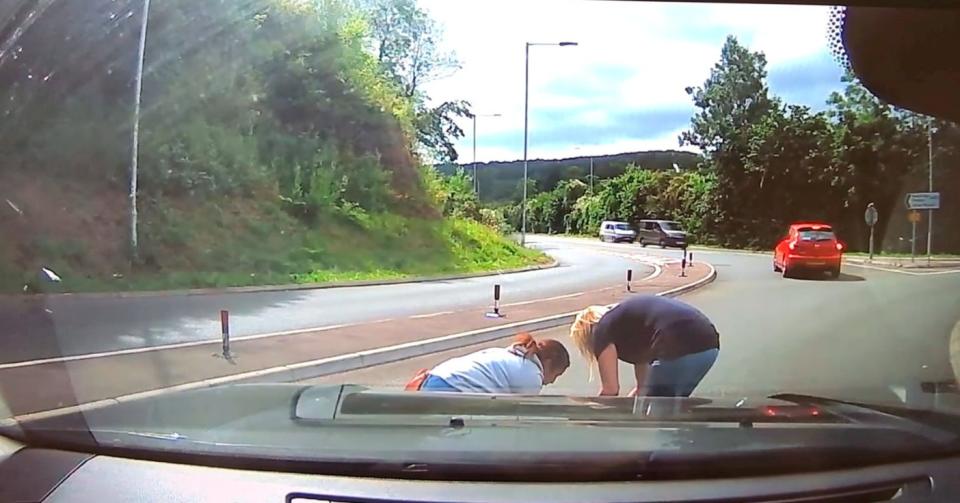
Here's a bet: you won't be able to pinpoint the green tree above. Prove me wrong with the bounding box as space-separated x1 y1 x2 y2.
357 0 467 162
417 100 472 162
827 74 928 250
679 35 779 245
361 0 458 98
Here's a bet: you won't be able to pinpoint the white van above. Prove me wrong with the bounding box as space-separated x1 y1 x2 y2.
598 221 636 243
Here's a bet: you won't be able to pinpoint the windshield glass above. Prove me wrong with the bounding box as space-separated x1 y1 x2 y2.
2 0 959 477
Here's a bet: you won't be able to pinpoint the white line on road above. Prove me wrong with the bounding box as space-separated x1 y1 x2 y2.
0 323 351 371
646 263 663 281
409 311 455 319
504 292 584 307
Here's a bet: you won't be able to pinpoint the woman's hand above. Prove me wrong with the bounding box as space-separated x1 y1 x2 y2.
631 364 649 398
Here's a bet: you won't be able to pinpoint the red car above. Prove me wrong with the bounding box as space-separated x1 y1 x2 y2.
773 223 844 279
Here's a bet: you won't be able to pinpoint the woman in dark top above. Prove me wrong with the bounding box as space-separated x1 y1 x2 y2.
570 295 720 397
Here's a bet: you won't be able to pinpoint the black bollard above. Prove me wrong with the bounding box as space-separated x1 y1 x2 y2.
627 269 633 292
486 284 504 318
220 309 231 358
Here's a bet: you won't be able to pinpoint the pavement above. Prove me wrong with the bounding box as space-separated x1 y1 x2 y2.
845 256 960 270
305 236 960 412
0 245 710 419
0 237 661 364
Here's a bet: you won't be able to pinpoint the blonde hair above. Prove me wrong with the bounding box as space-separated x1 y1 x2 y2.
569 305 610 378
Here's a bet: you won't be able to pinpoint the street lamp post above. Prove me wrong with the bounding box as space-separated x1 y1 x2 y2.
927 119 935 263
521 41 577 246
471 112 501 197
128 0 151 262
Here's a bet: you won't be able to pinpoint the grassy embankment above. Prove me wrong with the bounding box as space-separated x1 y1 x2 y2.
0 189 547 294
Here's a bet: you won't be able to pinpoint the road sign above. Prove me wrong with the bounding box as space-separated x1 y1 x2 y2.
906 192 941 210
864 204 878 227
908 210 922 223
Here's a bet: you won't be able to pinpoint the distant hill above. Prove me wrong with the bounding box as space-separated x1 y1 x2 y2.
437 150 703 203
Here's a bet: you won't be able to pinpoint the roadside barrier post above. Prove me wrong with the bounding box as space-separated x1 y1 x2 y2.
485 284 505 318
626 269 633 292
681 256 687 277
220 309 232 358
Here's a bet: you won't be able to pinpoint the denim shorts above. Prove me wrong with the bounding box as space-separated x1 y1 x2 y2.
420 374 460 392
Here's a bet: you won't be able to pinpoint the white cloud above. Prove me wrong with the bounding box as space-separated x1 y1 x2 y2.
418 0 837 163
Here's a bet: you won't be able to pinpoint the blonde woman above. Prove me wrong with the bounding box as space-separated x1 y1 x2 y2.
570 295 719 397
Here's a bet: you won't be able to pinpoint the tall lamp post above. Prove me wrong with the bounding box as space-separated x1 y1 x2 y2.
128 0 151 261
471 112 501 197
521 41 577 246
927 118 936 263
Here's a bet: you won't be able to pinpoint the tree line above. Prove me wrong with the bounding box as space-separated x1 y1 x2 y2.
438 150 701 203
494 36 960 252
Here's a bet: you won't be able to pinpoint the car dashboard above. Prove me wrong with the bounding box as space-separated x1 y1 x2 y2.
1 440 958 502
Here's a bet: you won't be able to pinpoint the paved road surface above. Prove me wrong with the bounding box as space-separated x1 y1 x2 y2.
306 237 960 410
1 237 655 364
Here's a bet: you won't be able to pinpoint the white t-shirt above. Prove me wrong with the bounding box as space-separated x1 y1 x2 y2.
428 346 544 394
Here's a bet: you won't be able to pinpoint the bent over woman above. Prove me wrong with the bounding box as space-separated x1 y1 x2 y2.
570 295 719 397
410 333 570 394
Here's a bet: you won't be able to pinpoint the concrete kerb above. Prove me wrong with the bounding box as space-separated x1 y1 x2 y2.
48 259 559 300
7 263 716 424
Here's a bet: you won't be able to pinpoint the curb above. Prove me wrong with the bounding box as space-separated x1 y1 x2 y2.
44 259 559 300
845 258 960 268
4 263 716 425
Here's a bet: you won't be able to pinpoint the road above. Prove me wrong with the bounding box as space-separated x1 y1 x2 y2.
306 236 960 409
0 237 657 364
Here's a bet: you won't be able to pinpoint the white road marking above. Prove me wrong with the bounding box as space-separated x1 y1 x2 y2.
409 311 454 319
0 323 347 371
646 263 664 281
504 292 584 307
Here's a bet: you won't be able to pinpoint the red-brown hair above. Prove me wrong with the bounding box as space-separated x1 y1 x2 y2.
513 332 570 371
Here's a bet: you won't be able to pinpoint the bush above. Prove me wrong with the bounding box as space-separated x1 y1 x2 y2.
478 207 512 234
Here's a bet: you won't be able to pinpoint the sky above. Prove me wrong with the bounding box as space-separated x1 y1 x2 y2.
418 0 846 164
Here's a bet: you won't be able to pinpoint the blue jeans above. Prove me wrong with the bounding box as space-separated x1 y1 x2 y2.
420 374 460 392
642 348 719 397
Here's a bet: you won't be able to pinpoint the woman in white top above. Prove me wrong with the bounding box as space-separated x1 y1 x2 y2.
416 333 570 394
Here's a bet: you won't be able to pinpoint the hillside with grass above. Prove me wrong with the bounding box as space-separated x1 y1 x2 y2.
0 0 543 293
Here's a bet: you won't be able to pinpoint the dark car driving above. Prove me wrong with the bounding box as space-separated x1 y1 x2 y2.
638 219 688 249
